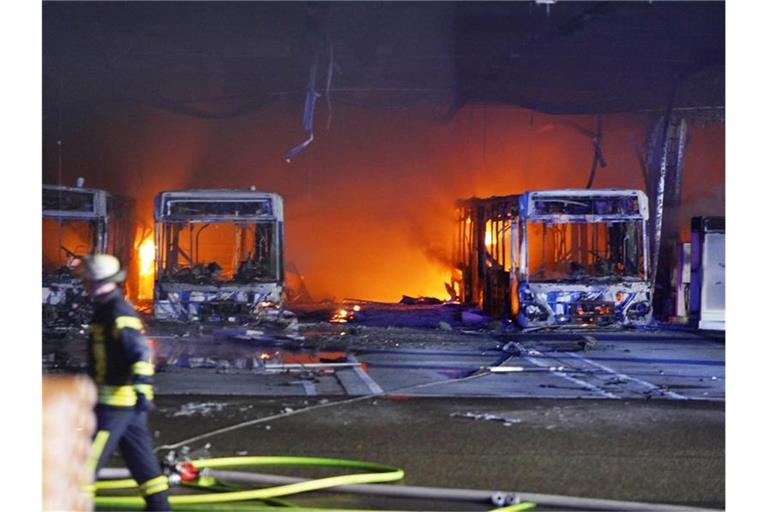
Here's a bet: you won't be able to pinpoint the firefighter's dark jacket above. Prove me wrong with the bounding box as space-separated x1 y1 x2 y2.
87 289 155 407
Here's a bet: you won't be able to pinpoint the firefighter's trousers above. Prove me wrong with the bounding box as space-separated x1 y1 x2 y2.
90 404 171 511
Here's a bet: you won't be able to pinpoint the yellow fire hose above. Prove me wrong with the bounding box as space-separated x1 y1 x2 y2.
93 455 535 511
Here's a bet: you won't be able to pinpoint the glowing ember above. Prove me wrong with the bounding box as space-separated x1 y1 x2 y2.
137 236 155 300
330 308 355 323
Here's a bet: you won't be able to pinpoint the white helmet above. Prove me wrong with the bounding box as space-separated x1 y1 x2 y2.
75 254 126 283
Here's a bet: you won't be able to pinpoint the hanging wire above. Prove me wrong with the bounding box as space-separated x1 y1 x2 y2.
324 43 334 131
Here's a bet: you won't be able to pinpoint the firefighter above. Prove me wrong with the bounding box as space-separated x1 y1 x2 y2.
77 254 171 511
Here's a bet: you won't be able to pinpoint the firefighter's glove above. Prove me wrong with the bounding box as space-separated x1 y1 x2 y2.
134 380 155 412
135 391 155 412
132 361 156 412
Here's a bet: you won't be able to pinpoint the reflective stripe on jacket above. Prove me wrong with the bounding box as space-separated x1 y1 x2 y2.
87 289 155 407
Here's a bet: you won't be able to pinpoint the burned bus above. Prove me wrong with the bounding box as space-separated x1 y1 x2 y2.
43 184 133 326
152 189 285 322
455 189 651 328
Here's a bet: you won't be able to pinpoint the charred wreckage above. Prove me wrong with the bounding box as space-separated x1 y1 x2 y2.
42 183 133 328
42 183 679 332
152 189 286 324
454 189 652 328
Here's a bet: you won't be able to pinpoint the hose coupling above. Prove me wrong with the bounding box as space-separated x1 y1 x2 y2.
491 491 518 506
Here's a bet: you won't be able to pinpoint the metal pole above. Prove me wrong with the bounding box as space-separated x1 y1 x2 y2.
651 116 688 319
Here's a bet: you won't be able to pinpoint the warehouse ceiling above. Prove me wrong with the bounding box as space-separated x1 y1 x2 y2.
43 1 724 125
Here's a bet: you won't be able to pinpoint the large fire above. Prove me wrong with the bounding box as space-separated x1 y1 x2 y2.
47 103 724 305
137 236 155 301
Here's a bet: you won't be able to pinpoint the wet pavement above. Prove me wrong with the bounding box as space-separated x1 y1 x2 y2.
140 396 724 510
44 303 726 509
141 322 725 402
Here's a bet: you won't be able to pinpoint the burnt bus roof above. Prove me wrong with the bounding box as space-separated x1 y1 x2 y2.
154 189 284 222
522 189 649 220
456 194 521 210
43 184 131 220
457 189 648 220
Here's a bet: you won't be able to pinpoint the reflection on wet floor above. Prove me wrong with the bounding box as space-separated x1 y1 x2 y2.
150 329 353 375
43 302 725 401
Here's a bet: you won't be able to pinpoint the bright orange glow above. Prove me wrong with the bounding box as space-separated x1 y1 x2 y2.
71 103 722 304
330 308 351 323
137 236 155 300
484 220 497 252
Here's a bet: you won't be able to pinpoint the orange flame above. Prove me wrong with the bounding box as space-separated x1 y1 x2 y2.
138 236 155 300
330 308 351 323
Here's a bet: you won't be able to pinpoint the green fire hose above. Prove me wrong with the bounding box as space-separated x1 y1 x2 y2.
93 455 536 511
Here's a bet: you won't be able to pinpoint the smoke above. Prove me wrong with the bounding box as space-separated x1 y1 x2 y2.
43 102 724 302
679 120 726 240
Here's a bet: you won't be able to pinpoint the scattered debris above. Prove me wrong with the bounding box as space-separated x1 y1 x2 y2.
187 357 218 369
501 341 528 357
578 335 599 350
450 412 522 426
172 402 227 417
213 325 305 343
400 296 443 305
284 261 313 303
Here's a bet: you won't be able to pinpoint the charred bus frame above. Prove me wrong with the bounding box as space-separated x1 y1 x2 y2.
153 189 285 322
42 184 133 326
455 189 652 328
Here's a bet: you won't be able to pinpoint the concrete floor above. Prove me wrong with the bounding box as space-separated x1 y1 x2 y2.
44 303 725 510
142 396 724 510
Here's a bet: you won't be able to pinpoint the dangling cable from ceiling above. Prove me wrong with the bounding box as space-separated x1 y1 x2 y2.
324 43 334 131
284 52 320 163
